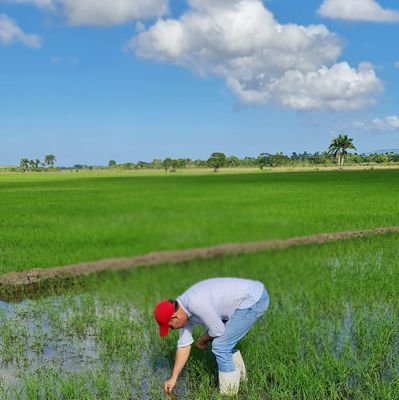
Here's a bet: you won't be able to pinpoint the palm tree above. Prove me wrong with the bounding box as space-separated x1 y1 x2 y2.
20 158 30 171
44 154 56 168
29 159 41 171
328 134 356 168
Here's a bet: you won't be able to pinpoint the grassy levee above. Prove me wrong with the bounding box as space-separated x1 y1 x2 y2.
1 234 398 399
0 169 398 274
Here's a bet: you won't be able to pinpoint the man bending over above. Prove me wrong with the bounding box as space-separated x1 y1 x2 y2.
153 277 269 396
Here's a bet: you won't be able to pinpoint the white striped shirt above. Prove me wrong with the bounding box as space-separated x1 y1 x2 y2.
176 277 264 348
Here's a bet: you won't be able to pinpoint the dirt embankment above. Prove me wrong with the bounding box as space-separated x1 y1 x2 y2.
0 226 398 292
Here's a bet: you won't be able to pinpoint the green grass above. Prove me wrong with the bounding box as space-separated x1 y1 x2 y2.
1 234 398 399
0 169 398 273
1 169 398 399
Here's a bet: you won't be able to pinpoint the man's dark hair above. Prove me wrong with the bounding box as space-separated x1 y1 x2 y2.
169 299 178 311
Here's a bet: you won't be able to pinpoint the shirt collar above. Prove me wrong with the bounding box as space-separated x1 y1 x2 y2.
176 298 192 318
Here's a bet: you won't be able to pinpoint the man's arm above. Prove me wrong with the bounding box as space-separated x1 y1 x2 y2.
164 345 192 393
196 333 213 349
190 300 226 338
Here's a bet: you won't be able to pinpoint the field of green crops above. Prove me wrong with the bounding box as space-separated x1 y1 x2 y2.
0 169 398 273
0 169 398 399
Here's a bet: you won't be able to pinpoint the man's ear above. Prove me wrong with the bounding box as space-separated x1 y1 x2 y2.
170 312 178 320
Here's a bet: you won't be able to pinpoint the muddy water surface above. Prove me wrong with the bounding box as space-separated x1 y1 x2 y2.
0 296 187 399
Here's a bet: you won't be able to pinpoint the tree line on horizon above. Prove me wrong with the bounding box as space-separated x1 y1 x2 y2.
18 154 56 171
108 135 399 171
107 149 399 172
12 135 399 172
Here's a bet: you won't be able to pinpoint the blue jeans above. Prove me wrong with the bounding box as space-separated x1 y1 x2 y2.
211 289 269 372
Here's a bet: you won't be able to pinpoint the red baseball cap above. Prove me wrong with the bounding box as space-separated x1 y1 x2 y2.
154 300 175 337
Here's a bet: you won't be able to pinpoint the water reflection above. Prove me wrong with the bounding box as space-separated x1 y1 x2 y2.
0 296 186 399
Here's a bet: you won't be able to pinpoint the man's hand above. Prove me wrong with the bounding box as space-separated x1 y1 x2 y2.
164 345 191 394
164 377 177 394
195 334 213 350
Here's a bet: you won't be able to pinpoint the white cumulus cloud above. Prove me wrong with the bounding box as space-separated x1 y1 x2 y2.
2 0 168 25
372 115 399 130
318 0 399 22
354 115 399 131
63 0 168 26
131 0 382 111
0 13 42 47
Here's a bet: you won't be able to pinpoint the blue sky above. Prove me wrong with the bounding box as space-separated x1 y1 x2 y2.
1 0 398 166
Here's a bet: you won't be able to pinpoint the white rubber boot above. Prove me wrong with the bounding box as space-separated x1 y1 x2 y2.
232 350 247 381
219 369 240 396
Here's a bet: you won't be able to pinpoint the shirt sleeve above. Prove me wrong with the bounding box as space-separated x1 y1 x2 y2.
177 322 194 348
189 298 226 338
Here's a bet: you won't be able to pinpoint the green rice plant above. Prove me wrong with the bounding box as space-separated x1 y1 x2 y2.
90 369 112 399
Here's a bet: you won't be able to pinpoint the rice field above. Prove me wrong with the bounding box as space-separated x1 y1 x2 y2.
1 234 398 399
0 169 398 273
0 169 398 399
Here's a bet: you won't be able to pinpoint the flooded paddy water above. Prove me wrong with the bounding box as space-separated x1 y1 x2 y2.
0 295 188 399
0 233 398 399
1 294 398 399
